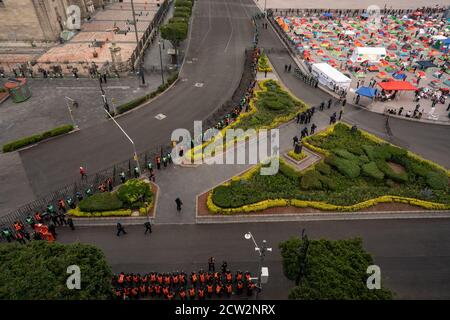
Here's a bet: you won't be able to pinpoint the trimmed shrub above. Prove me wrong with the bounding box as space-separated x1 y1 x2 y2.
175 6 192 14
376 160 408 183
212 185 235 208
362 162 385 180
279 161 302 180
316 162 331 176
332 148 359 161
175 0 193 8
173 11 190 19
425 171 448 190
2 124 74 153
319 175 337 190
362 144 376 160
300 170 323 190
78 192 123 212
116 179 152 205
359 154 370 164
326 155 361 179
169 17 188 24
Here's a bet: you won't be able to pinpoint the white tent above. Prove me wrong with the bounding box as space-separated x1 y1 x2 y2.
350 47 387 63
311 63 352 90
432 35 447 41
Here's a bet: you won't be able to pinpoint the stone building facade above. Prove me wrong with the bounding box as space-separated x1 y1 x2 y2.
0 0 106 42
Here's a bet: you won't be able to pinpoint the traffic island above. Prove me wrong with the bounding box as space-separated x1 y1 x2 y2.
196 123 450 220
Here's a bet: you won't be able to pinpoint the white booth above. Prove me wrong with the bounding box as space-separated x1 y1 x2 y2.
311 63 352 91
350 47 387 63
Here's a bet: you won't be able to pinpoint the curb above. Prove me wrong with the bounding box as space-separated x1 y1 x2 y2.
196 210 450 224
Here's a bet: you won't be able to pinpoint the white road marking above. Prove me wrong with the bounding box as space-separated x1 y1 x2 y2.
155 113 167 120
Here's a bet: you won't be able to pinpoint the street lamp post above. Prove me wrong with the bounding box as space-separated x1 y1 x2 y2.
244 232 272 299
64 96 78 129
130 0 146 86
103 108 140 171
158 40 165 86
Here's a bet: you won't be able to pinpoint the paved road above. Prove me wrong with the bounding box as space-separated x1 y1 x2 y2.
17 0 259 199
1 0 448 216
57 218 450 299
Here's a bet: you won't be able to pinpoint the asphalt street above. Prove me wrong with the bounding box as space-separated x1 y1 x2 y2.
58 218 450 299
1 0 448 215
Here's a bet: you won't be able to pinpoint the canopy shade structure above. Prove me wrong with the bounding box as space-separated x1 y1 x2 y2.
355 86 377 98
350 47 387 63
311 62 352 90
378 80 418 91
416 60 438 69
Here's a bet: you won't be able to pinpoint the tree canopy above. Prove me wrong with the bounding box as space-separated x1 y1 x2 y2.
160 22 188 51
0 241 112 299
279 237 393 300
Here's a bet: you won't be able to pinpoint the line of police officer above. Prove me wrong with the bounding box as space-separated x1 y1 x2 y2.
112 270 257 300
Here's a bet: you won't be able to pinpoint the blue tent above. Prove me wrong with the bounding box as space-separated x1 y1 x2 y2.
392 72 407 80
355 86 377 98
323 13 333 18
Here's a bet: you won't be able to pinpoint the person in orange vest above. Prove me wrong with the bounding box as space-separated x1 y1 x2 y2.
225 283 233 297
205 272 212 283
157 273 163 285
198 286 205 300
156 156 161 170
247 281 256 296
141 273 148 284
190 272 198 286
225 270 232 283
236 281 244 295
155 284 162 297
34 212 43 223
125 273 132 285
117 272 125 287
148 285 155 297
213 271 220 282
57 199 67 213
188 286 196 300
206 283 213 298
215 281 223 297
123 287 130 297
164 273 171 286
14 221 24 232
179 287 187 300
132 274 140 285
139 284 147 297
235 270 243 283
131 287 139 299
180 272 186 286
150 272 157 284
162 285 169 297
167 291 174 300
114 288 122 300
172 271 180 286
199 270 206 285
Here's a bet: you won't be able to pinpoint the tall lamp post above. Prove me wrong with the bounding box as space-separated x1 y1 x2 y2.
244 232 272 299
103 108 140 171
130 0 146 86
158 40 165 85
64 96 78 129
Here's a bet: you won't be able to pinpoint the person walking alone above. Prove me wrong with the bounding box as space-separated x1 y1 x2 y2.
144 221 152 234
117 222 127 237
208 256 216 272
175 198 183 212
79 166 87 180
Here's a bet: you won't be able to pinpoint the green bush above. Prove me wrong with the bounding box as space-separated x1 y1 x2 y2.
359 154 370 163
426 171 448 190
2 124 74 153
212 185 236 208
326 155 360 179
78 192 123 212
362 162 385 180
175 6 192 15
332 148 359 161
315 162 331 176
279 161 302 180
318 175 337 190
116 179 152 205
300 170 323 190
376 160 408 183
175 0 193 8
169 17 188 24
173 11 190 19
0 241 112 299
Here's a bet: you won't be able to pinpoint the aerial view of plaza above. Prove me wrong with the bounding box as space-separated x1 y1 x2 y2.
0 0 449 308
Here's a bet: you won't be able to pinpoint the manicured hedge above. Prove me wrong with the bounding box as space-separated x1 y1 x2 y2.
210 123 450 211
78 192 123 212
175 0 193 8
2 124 74 153
287 150 306 161
117 179 152 205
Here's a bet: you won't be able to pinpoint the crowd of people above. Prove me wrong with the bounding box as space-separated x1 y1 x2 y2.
112 258 257 300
